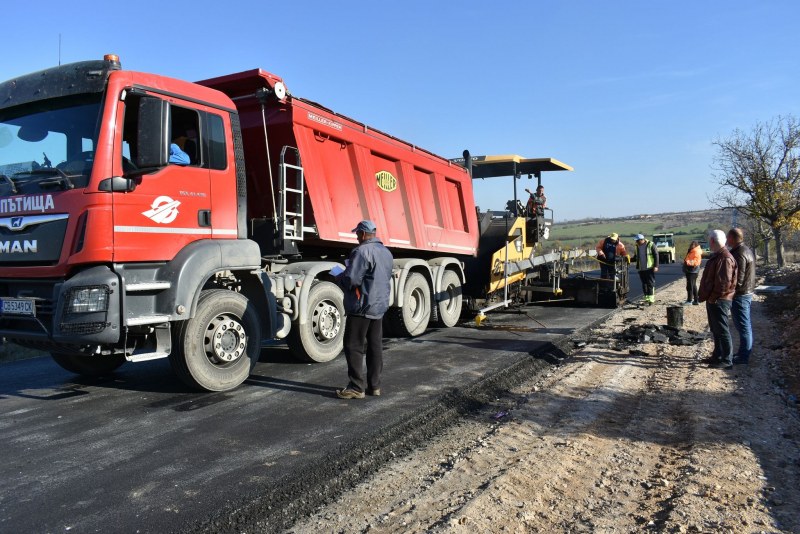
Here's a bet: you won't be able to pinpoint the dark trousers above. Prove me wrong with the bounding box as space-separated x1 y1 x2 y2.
685 272 698 302
600 260 616 280
706 299 733 365
638 269 656 297
343 315 383 392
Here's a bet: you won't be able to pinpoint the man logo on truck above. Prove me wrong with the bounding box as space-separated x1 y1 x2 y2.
142 196 181 224
0 240 37 254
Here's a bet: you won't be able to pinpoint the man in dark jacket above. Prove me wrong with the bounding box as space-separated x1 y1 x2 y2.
698 229 738 369
727 227 756 364
335 220 394 399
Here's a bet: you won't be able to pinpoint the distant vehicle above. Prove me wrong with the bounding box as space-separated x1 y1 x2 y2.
652 233 676 263
698 240 711 258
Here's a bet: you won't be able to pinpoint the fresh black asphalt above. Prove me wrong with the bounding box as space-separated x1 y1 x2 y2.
0 264 684 533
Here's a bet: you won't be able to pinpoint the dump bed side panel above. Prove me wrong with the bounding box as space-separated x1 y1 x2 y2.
199 69 478 257
288 98 477 255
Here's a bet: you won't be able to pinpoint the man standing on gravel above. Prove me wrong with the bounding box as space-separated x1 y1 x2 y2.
631 234 659 305
334 220 394 399
727 227 756 365
698 229 738 369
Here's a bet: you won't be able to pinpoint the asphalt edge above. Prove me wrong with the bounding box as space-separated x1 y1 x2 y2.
186 311 614 534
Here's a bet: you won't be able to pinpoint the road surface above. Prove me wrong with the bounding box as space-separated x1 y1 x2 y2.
0 264 683 533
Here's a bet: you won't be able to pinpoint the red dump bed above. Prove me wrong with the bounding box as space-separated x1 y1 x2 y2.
199 69 478 256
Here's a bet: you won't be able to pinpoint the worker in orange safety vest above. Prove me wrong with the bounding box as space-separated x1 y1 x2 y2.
596 233 629 280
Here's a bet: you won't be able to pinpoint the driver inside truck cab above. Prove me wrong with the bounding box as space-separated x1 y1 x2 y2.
169 106 199 165
168 140 190 165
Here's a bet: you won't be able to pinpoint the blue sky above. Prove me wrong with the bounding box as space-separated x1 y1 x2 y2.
3 0 798 221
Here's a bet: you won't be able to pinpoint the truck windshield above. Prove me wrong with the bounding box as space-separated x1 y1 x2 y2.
0 94 103 195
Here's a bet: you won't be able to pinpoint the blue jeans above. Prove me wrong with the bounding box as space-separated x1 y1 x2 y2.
731 293 753 362
706 299 733 366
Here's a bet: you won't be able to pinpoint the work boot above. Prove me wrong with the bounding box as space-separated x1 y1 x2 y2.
366 388 381 396
336 387 365 399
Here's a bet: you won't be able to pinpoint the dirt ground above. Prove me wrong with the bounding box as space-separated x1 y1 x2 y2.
290 273 800 533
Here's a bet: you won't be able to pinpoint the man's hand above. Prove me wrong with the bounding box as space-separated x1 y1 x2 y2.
654 267 659 272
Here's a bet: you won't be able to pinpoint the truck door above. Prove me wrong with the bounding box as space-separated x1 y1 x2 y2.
113 94 212 263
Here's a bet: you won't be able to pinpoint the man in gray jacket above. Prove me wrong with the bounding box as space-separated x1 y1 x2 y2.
335 220 394 399
727 228 756 364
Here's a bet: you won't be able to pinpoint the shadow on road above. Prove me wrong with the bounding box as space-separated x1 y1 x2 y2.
245 375 338 397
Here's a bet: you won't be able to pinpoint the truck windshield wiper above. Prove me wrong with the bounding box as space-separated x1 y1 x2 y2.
12 168 75 190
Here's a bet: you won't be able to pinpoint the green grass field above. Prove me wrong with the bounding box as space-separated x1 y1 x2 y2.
553 221 710 241
548 216 728 257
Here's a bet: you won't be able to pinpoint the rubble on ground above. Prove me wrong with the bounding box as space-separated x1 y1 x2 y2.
574 323 707 351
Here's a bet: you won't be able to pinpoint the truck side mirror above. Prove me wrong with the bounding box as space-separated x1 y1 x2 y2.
135 96 168 169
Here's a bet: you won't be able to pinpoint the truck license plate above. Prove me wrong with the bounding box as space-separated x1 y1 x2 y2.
0 298 36 316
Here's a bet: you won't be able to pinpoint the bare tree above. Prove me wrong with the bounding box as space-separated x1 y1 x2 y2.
711 115 800 267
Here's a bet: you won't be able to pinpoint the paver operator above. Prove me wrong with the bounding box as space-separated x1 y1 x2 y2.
524 185 547 215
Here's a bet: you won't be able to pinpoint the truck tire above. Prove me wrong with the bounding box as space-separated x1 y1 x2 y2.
286 281 345 363
169 289 261 392
51 353 126 377
387 272 431 337
436 269 463 327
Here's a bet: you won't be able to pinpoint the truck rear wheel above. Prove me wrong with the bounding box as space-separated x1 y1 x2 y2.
436 270 463 327
387 272 431 337
287 281 345 363
51 353 126 377
169 289 261 392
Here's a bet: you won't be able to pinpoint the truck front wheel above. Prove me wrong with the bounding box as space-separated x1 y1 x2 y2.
287 281 345 363
169 289 261 392
51 353 126 377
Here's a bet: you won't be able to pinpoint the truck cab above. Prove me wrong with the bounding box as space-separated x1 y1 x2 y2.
0 55 267 391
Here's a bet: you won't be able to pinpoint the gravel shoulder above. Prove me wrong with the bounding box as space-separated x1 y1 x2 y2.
290 275 800 533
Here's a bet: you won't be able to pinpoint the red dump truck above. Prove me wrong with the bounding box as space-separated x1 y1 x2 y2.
0 55 578 391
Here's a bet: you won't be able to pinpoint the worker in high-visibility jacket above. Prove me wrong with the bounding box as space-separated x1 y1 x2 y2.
595 233 628 280
631 233 660 305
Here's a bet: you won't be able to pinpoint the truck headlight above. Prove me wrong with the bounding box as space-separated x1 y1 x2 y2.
67 286 110 313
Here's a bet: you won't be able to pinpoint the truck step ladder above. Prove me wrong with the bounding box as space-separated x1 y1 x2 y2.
279 146 310 241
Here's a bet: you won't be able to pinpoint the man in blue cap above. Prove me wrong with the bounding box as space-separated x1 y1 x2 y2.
335 220 394 399
631 233 659 305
